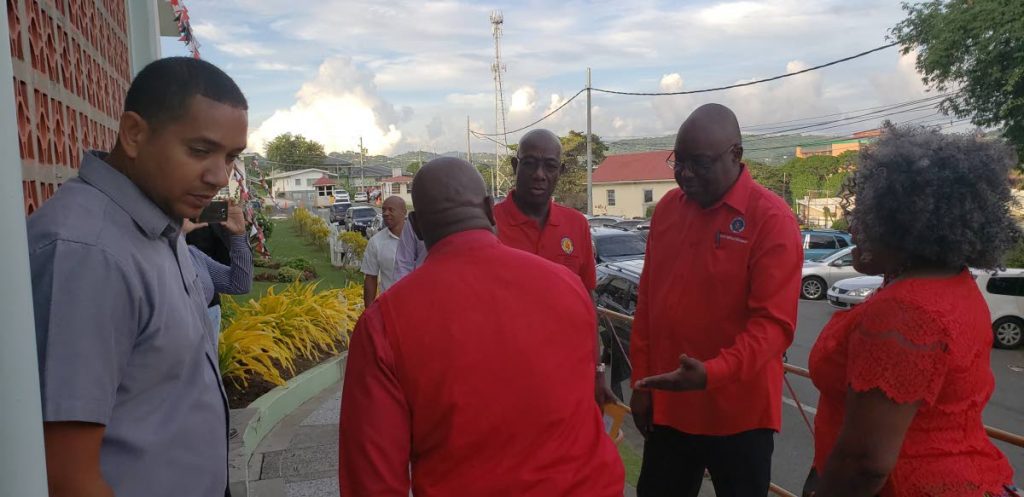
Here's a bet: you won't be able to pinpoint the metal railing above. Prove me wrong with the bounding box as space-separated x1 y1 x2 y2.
595 307 1024 497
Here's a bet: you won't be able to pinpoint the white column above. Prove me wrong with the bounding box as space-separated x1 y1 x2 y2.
0 3 48 496
127 0 163 75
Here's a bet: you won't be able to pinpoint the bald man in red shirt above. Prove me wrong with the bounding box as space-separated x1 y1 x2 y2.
629 104 802 497
493 129 617 407
338 157 624 497
494 129 596 291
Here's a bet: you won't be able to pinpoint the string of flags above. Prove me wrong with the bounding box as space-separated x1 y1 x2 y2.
168 0 201 59
232 163 271 258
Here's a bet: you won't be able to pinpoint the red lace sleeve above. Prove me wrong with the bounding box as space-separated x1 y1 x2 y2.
846 296 952 405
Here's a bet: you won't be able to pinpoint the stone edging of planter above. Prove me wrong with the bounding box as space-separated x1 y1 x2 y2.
228 352 347 496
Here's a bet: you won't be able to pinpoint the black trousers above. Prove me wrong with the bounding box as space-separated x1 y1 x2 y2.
637 425 774 497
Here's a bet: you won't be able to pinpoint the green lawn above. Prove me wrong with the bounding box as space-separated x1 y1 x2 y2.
618 441 642 487
237 217 363 302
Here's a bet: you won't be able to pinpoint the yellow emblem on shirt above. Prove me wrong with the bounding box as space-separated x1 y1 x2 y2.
561 236 575 255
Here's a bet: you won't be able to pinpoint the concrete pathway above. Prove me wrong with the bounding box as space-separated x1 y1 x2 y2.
247 385 342 497
246 382 643 497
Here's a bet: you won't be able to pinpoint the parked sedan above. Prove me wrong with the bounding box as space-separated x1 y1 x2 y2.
344 206 379 236
827 275 883 309
591 227 646 264
608 220 645 231
801 229 853 261
800 246 860 300
587 216 622 228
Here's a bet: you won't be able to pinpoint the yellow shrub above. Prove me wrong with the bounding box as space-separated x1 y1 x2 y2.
309 217 331 249
339 231 368 262
218 281 363 387
293 207 314 235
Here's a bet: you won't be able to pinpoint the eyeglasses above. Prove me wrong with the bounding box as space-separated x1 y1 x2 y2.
666 144 737 175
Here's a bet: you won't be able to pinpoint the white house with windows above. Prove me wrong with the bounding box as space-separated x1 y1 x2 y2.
590 151 677 219
381 168 414 206
267 168 339 206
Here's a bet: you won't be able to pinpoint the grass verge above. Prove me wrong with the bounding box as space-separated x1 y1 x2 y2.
238 217 363 302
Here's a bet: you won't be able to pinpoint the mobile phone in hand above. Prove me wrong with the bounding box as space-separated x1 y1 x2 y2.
197 200 229 223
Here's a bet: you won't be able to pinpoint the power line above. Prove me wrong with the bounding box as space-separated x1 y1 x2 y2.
591 42 899 96
744 118 973 152
744 93 953 133
472 88 587 137
745 101 948 143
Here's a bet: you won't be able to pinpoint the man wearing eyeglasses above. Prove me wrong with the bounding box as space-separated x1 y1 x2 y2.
493 129 617 407
628 103 802 497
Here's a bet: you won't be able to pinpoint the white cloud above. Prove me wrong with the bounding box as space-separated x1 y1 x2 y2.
508 86 536 113
192 21 273 57
248 57 407 155
659 73 684 93
445 92 493 107
254 62 307 72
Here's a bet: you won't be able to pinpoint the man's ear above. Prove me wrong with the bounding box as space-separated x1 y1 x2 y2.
118 111 149 160
483 196 496 228
732 145 744 163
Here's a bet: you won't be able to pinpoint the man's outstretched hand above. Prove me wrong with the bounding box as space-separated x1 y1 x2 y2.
634 354 707 391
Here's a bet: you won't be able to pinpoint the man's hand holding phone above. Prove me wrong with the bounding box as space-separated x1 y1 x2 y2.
192 199 246 235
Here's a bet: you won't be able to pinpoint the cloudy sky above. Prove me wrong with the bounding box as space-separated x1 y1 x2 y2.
160 0 947 156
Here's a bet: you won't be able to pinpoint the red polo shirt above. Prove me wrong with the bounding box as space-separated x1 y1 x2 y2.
339 230 624 497
630 166 802 435
494 191 596 290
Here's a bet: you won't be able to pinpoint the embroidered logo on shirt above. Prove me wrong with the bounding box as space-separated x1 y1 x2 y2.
561 236 575 255
730 216 746 233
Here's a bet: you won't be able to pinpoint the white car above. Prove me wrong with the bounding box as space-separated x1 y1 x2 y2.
334 190 350 203
826 269 1024 349
974 269 1024 349
827 275 883 309
354 191 369 203
801 246 860 300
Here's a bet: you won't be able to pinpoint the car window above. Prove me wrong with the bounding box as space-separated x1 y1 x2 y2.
598 277 635 313
835 236 850 248
353 209 376 219
808 234 838 250
596 234 647 258
834 252 854 266
986 276 1024 297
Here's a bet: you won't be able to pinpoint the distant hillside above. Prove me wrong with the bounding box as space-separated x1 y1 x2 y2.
606 134 836 164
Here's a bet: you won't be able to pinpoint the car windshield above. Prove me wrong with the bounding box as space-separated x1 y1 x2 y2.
352 209 376 219
596 234 646 258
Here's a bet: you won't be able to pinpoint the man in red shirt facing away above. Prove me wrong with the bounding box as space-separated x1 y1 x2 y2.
629 104 802 497
494 129 596 291
338 157 624 497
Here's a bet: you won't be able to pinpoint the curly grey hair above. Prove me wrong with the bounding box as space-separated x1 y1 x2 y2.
846 125 1020 270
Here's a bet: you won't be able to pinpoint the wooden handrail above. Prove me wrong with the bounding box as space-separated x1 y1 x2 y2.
769 483 799 497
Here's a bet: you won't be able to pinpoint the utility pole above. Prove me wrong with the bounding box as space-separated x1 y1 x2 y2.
359 136 365 191
586 67 593 216
490 11 509 197
466 116 472 163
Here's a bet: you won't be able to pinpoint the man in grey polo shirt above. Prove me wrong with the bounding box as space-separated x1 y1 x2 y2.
28 57 248 497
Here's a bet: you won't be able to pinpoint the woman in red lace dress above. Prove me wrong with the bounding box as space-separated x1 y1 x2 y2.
805 126 1019 497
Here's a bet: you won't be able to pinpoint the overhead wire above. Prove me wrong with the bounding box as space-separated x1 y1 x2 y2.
472 88 587 137
591 42 899 96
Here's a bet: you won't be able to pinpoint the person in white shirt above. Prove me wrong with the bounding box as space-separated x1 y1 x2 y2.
361 196 407 307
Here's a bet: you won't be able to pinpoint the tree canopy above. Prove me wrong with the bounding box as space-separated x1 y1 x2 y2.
264 133 326 171
892 0 1024 154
